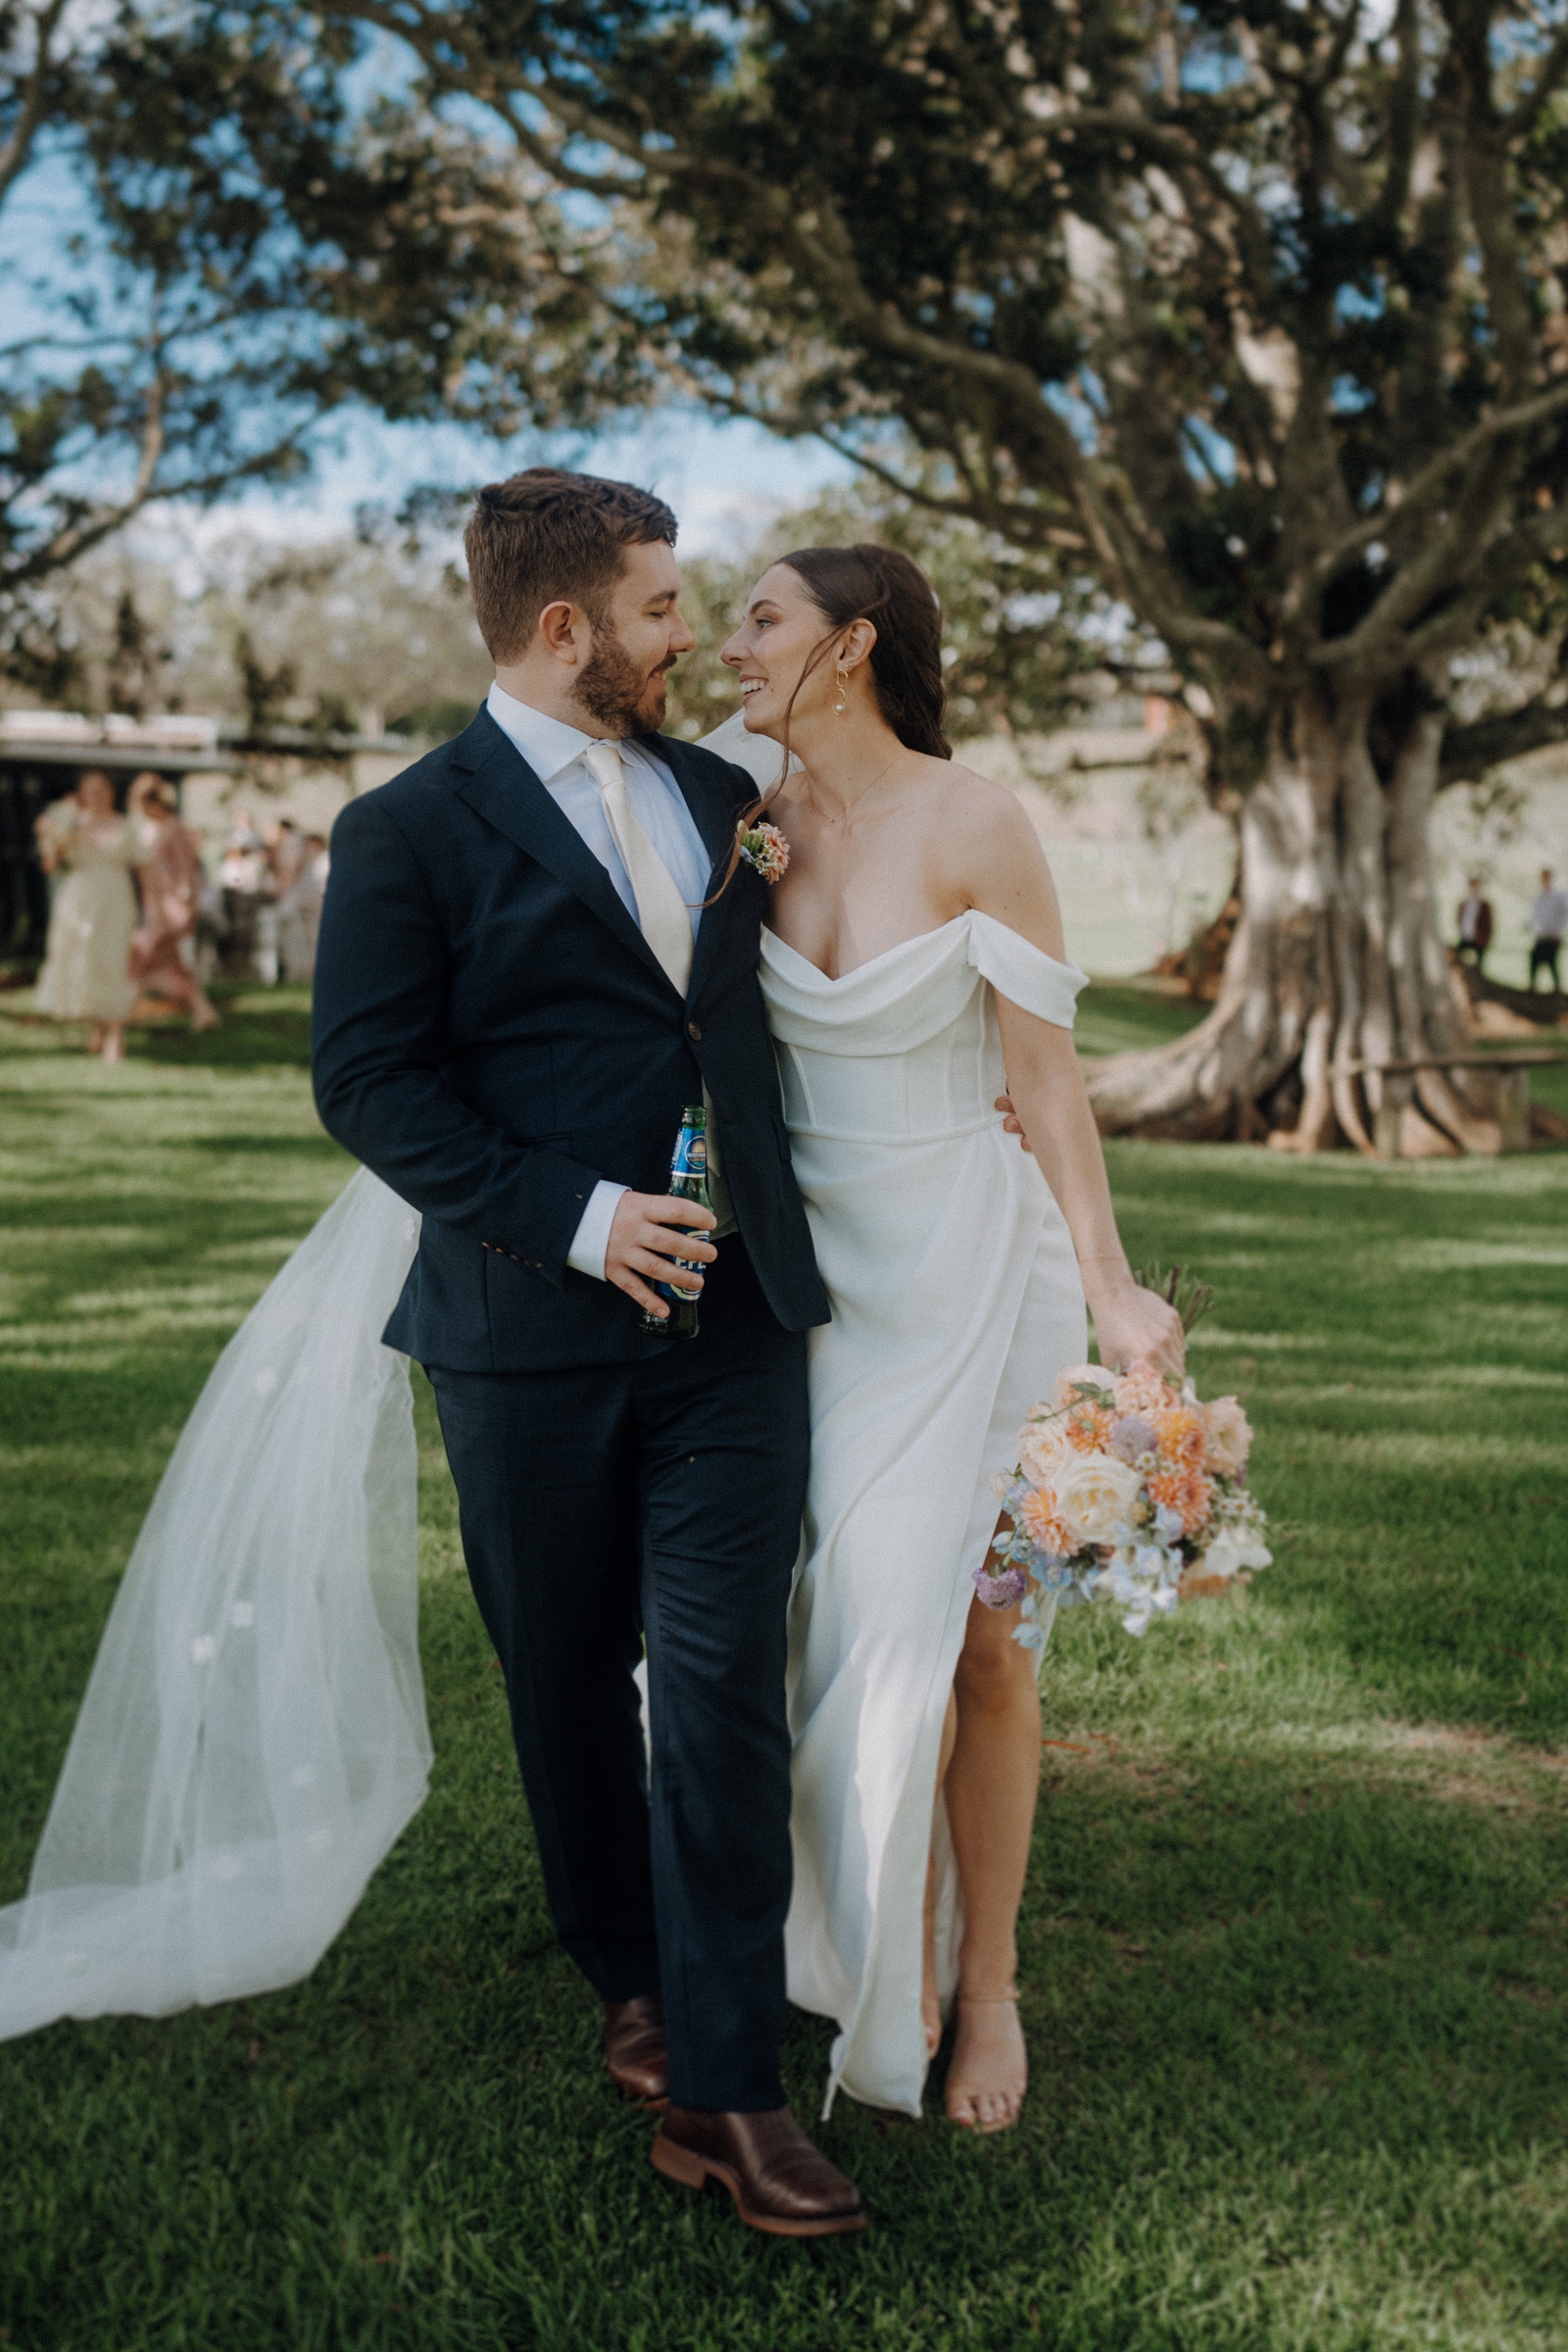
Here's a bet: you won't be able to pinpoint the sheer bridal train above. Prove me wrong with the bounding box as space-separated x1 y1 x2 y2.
0 1171 428 2038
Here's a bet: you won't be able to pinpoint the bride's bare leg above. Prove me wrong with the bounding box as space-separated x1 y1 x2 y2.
921 1691 958 2056
941 1556 1041 2132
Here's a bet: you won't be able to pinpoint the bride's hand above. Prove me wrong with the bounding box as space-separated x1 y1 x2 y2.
1085 1275 1186 1380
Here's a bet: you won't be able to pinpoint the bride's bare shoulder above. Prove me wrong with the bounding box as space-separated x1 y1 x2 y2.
921 756 1044 862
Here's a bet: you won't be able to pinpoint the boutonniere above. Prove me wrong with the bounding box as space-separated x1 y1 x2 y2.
737 817 790 884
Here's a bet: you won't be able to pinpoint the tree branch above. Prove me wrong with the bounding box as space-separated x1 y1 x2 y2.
1372 0 1424 229
0 0 71 210
1440 694 1568 783
1044 108 1277 296
1308 377 1568 596
4 425 310 596
1398 502 1568 665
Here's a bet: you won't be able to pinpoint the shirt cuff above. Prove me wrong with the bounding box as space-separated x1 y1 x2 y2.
566 1180 627 1282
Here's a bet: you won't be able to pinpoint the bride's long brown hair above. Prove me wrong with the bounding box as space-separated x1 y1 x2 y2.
715 541 952 892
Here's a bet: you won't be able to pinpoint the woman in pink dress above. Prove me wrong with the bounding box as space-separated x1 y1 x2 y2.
127 774 220 1031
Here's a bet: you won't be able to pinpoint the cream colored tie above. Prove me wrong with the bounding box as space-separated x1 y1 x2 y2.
582 737 693 996
581 737 734 1232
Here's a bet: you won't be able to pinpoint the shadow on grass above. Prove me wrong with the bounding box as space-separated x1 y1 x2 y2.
133 996 314 1070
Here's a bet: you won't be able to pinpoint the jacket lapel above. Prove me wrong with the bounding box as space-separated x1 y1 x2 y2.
451 710 678 1000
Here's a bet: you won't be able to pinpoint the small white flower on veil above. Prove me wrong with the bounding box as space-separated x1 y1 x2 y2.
190 1635 217 1664
229 1601 255 1629
253 1368 278 1396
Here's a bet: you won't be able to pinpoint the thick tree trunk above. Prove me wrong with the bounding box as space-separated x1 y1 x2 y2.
1085 695 1503 1153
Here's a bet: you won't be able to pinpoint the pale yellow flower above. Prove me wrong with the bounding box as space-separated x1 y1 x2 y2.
1051 1450 1143 1547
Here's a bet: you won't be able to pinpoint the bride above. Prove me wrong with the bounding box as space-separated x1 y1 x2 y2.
708 544 1182 2129
0 536 1180 2138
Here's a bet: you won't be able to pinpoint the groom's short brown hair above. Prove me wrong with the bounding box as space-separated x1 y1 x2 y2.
465 466 678 663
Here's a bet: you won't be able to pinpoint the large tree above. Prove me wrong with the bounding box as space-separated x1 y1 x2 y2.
318 0 1568 1148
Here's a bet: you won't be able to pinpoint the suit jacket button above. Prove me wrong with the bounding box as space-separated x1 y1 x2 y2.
687 1019 702 1041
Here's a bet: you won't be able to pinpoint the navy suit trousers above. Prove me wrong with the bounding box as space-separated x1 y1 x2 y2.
426 1240 808 2114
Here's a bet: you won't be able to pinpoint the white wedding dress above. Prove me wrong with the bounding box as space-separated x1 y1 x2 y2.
760 912 1087 2117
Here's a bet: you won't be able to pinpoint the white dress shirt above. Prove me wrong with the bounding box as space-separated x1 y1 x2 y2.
485 681 725 1281
1532 887 1568 940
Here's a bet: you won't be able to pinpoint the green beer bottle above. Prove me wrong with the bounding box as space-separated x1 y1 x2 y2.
641 1104 712 1339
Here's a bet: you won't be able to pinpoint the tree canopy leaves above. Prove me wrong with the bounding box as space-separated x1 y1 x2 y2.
311 0 1568 783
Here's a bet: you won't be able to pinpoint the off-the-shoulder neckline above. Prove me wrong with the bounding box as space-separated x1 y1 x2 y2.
760 907 1078 987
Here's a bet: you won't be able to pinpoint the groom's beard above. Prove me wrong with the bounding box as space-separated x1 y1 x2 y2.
573 623 673 736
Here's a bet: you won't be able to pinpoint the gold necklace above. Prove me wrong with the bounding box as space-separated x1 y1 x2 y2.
811 747 906 826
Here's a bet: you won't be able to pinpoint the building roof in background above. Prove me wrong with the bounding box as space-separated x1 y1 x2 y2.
0 709 424 774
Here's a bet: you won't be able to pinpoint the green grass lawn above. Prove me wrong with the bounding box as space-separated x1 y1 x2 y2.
2 986 1566 2352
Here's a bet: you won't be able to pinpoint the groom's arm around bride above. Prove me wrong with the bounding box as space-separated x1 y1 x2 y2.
310 466 864 2237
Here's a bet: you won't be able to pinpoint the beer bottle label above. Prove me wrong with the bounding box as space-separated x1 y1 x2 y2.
669 1117 708 1185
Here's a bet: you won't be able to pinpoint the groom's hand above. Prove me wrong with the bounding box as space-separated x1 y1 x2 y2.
996 1092 1033 1151
606 1191 719 1319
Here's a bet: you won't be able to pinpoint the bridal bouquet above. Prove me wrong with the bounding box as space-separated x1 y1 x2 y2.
977 1359 1271 1644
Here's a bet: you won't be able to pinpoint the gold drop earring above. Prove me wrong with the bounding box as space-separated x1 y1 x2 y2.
833 665 849 715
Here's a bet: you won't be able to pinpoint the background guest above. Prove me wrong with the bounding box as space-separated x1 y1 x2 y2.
256 818 306 985
1455 875 1493 974
219 809 268 977
127 774 220 1033
1529 867 1566 993
279 831 328 981
32 770 140 1063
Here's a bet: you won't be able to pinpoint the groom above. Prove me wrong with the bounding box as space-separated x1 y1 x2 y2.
312 467 863 2236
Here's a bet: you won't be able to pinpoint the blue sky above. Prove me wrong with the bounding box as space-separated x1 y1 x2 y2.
173 407 856 563
4 134 853 568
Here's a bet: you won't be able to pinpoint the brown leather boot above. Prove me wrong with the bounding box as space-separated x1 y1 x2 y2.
651 2105 868 2237
603 1994 668 2107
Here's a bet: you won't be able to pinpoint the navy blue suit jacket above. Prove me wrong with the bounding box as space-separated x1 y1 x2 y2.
311 708 829 1371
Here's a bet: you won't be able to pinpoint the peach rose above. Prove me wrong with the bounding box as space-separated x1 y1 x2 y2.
1051 1362 1117 1413
1050 1451 1144 1547
1018 1416 1073 1490
1017 1486 1075 1558
1112 1366 1172 1419
1201 1396 1252 1476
